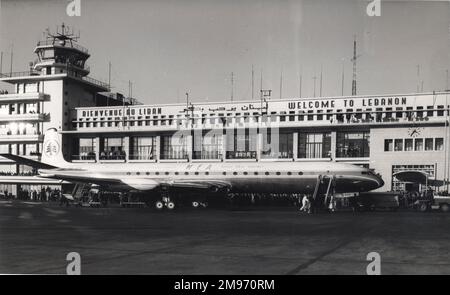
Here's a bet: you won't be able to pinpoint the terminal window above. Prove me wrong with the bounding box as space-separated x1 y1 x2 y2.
262 131 293 159
405 139 413 151
100 137 125 160
161 134 188 160
384 139 393 152
336 131 370 158
425 138 433 151
394 139 403 151
435 138 444 150
414 138 424 151
298 132 331 159
130 136 156 160
192 132 223 160
226 129 257 159
73 138 96 160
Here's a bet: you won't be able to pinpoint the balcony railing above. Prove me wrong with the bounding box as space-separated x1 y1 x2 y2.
81 76 110 90
0 133 43 143
0 113 46 122
0 71 40 78
72 154 96 161
0 69 109 90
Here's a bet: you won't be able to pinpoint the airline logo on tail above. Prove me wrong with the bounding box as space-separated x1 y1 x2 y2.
44 139 60 158
41 128 71 168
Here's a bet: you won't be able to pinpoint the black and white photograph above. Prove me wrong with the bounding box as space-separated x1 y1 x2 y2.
0 0 450 280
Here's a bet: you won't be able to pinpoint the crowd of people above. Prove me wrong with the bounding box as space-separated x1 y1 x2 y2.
99 147 126 160
0 187 62 202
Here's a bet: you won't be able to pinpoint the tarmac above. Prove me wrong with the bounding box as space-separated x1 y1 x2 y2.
1 200 450 274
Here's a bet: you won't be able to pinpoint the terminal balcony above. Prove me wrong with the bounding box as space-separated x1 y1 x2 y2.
69 113 449 133
0 70 110 92
0 92 48 103
0 133 43 143
0 113 46 122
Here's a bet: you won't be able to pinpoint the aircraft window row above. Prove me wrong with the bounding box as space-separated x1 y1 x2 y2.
125 171 304 176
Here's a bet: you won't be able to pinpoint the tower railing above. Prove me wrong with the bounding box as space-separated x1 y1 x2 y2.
36 40 89 54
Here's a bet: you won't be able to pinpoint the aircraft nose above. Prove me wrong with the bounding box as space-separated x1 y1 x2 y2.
373 174 384 189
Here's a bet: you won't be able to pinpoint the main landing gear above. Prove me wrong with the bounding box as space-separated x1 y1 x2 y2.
154 197 176 210
155 187 176 210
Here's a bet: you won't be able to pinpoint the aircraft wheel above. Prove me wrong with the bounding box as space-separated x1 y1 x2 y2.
418 202 429 212
440 203 450 213
192 201 200 208
167 201 175 210
155 201 164 210
201 202 208 208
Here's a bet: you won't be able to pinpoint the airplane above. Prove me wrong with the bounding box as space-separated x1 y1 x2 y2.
0 128 384 210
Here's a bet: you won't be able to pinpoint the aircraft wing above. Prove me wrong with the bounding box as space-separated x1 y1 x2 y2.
163 179 232 191
39 168 231 192
0 153 56 169
393 170 446 187
39 169 124 187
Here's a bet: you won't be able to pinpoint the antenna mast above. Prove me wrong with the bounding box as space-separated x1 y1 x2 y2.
320 65 323 97
351 37 357 96
108 62 112 88
9 45 13 76
299 71 302 98
341 61 345 96
251 65 254 100
279 70 283 99
231 72 234 102
312 75 317 97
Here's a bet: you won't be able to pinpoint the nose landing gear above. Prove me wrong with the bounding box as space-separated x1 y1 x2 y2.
192 201 208 208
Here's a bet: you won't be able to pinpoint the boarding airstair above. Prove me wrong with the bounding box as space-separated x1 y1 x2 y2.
71 183 92 206
311 175 336 210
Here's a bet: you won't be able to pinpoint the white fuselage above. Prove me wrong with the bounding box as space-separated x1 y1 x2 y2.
38 161 384 194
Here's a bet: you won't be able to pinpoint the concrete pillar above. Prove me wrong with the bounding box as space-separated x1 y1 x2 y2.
123 136 130 162
95 137 100 162
256 132 262 161
155 135 161 162
293 132 298 160
186 133 193 162
331 131 337 160
222 131 227 162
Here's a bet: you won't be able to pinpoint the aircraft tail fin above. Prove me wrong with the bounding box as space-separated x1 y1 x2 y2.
41 128 71 168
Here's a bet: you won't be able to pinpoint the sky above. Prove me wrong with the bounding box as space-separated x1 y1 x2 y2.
1 0 450 105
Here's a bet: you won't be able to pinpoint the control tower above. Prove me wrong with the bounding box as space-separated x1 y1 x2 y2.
33 23 92 79
0 24 128 194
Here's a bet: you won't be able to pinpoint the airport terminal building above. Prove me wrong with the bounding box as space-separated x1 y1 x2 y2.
65 92 450 193
1 25 449 195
